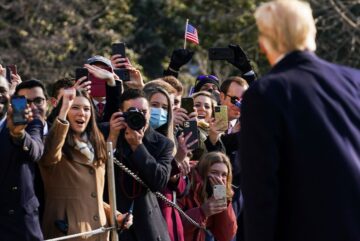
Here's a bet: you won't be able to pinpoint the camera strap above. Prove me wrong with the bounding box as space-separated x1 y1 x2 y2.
112 156 210 233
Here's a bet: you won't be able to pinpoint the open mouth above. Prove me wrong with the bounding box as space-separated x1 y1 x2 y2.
75 120 85 125
197 114 205 119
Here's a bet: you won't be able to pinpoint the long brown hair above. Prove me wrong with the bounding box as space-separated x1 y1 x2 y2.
55 90 107 166
193 151 233 203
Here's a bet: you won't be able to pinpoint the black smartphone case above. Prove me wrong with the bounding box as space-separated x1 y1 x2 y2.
183 120 199 149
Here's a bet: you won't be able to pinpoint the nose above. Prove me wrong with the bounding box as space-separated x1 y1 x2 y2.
78 108 86 116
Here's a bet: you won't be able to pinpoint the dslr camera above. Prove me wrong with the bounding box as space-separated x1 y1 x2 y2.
122 107 146 130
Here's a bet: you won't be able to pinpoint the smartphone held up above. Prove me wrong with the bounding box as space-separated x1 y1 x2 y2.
6 64 17 83
11 95 28 125
112 42 130 82
213 184 227 205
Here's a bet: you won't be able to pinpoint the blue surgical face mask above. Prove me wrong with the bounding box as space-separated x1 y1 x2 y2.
150 107 168 129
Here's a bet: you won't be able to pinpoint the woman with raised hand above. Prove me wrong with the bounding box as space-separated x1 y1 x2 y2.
178 152 237 241
39 88 132 240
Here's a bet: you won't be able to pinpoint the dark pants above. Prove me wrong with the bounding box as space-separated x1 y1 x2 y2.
231 187 244 241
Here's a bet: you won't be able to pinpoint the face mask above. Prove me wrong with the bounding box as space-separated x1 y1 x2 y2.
150 107 168 129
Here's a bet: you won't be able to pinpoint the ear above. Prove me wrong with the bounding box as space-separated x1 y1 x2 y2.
220 92 225 104
258 38 267 55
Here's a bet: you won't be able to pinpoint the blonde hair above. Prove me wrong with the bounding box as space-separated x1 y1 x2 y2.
191 91 217 118
255 0 316 54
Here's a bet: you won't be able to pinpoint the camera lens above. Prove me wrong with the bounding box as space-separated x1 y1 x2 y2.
125 107 146 130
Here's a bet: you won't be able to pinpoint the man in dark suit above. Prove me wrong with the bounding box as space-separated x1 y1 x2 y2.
0 76 44 240
103 89 173 241
239 1 360 241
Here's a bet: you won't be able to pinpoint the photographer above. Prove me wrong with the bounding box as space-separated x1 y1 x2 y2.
103 89 174 241
0 76 44 240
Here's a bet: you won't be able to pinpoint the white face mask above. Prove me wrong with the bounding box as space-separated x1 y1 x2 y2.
149 107 168 129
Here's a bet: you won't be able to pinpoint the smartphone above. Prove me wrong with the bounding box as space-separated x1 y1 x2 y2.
11 95 28 125
214 105 228 132
182 120 199 149
75 67 88 82
181 97 194 114
111 42 126 58
5 65 17 83
213 184 226 204
208 47 234 61
114 68 130 82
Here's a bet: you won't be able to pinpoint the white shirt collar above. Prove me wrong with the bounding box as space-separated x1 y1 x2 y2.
0 115 6 131
43 121 49 136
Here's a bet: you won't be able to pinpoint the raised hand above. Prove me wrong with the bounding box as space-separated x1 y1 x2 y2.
85 64 115 87
201 196 228 218
58 88 76 120
227 44 252 74
74 76 91 94
175 132 198 175
173 107 189 126
7 104 33 139
124 124 144 151
168 49 194 71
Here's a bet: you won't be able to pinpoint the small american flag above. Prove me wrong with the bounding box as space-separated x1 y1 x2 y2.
185 23 199 45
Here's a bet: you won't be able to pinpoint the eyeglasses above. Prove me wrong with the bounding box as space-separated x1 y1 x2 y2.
226 94 242 108
27 97 45 106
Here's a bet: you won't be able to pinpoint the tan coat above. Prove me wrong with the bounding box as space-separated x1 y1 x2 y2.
39 118 109 241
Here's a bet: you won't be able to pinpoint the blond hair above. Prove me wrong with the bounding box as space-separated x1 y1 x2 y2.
255 0 316 54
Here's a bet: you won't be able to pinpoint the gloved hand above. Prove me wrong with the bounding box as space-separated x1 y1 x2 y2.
227 44 252 74
168 49 194 71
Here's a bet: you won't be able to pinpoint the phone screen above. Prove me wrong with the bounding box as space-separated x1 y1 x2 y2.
181 97 194 114
208 47 235 61
214 105 228 132
183 120 199 149
11 96 27 125
112 42 126 57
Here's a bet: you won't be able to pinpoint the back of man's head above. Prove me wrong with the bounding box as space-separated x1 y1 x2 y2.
15 79 47 97
254 0 316 54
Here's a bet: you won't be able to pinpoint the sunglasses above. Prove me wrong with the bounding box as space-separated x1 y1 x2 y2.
226 94 242 106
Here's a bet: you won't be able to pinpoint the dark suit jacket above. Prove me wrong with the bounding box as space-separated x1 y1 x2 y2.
101 124 173 241
0 119 44 241
239 51 360 241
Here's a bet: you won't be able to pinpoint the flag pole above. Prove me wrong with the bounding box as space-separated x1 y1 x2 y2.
184 19 189 49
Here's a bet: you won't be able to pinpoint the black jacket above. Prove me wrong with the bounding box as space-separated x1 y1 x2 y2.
240 51 360 241
102 124 174 241
0 119 44 241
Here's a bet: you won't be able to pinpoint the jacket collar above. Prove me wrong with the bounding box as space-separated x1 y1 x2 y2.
270 50 317 74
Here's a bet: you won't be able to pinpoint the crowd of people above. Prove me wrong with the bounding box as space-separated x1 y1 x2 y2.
0 1 359 241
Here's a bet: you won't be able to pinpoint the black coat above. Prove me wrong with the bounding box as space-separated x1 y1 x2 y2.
102 124 174 241
0 119 44 241
239 51 360 241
